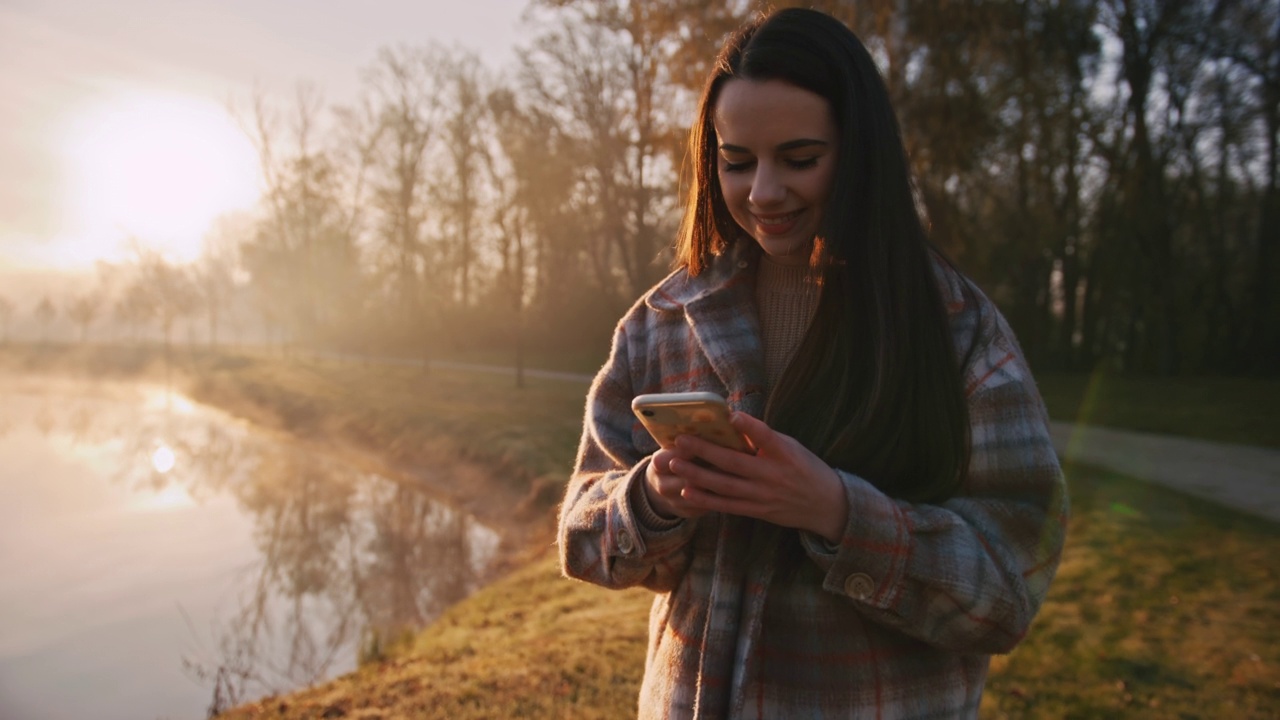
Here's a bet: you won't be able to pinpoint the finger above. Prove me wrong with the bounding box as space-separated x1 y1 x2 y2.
729 412 776 453
680 483 760 517
656 475 687 501
671 458 758 501
674 434 758 478
652 449 677 475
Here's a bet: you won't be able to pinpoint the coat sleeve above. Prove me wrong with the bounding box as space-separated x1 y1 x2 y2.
557 316 701 593
799 309 1068 655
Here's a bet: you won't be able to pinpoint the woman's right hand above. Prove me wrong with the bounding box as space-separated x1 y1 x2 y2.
644 447 711 520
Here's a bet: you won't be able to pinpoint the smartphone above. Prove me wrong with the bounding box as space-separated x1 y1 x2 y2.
631 391 752 453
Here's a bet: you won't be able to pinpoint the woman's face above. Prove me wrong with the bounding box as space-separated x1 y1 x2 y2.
713 78 839 266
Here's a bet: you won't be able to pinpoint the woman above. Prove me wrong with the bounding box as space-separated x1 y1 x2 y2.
558 8 1067 719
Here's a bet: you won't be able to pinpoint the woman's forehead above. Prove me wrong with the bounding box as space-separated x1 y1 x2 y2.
713 78 836 147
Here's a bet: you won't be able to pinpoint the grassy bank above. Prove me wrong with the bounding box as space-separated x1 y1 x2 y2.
213 465 1280 720
2 344 1278 717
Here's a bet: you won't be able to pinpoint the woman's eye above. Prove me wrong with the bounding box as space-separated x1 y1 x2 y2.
722 159 755 173
786 157 819 170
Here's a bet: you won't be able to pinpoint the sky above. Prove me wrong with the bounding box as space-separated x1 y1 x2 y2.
0 0 531 274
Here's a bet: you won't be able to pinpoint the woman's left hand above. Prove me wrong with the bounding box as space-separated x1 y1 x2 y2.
669 412 849 543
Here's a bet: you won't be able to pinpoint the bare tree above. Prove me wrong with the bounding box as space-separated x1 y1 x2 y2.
33 295 57 344
114 282 152 344
523 1 680 303
235 84 365 352
360 44 448 364
1210 0 1280 371
66 292 102 344
434 48 490 309
0 295 13 344
196 214 252 349
485 86 539 387
127 250 198 357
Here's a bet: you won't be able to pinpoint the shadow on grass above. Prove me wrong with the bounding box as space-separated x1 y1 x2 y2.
983 461 1280 719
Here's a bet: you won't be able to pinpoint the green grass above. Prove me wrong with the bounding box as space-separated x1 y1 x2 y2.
1036 371 1280 448
981 464 1280 718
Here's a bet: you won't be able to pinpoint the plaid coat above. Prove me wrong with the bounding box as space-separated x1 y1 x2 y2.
558 243 1067 719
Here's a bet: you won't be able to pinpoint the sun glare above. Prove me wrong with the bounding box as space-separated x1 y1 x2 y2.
133 481 196 513
58 90 261 265
151 444 177 474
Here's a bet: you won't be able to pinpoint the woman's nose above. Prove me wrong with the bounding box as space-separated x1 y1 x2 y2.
748 164 786 207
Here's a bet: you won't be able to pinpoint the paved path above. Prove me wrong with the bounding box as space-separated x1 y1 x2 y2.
1050 422 1280 523
328 353 1280 524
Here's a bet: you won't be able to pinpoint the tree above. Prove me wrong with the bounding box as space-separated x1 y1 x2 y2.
196 214 251 349
434 48 490 310
1209 0 1280 371
66 291 102 344
127 250 198 356
114 282 152 343
236 84 366 352
359 45 448 364
523 1 683 303
484 86 546 386
0 295 13 344
33 295 57 344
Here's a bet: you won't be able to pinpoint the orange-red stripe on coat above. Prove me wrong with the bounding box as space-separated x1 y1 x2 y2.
965 351 1016 396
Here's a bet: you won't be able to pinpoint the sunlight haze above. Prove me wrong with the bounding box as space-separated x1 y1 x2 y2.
0 0 529 272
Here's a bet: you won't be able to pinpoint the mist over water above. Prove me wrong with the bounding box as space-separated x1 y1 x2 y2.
0 376 498 720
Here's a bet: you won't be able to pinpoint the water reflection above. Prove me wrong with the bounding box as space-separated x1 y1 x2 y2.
0 377 498 719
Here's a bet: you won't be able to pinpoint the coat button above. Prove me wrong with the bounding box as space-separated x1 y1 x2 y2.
618 529 635 555
844 573 875 600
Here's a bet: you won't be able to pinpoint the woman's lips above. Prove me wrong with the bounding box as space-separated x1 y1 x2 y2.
752 209 803 234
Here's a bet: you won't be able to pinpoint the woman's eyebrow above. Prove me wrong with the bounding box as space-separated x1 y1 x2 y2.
718 139 830 153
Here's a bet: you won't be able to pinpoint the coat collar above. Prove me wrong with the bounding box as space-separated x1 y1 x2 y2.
930 251 972 317
645 242 757 313
644 243 766 415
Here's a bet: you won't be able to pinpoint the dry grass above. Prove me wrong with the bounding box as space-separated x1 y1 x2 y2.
982 464 1280 718
212 462 1280 720
216 550 653 719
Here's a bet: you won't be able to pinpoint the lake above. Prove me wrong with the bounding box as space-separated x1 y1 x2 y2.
0 376 499 720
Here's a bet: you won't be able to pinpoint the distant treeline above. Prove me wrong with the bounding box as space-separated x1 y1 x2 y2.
5 0 1276 376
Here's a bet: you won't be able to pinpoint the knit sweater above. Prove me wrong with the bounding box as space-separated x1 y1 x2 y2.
754 255 819 392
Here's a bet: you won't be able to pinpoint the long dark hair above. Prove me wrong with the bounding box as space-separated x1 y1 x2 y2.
675 8 972 503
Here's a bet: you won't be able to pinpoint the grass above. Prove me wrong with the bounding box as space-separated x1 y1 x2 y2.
182 349 590 530
1036 371 1280 448
2 343 1278 718
216 550 654 719
981 465 1280 718
209 463 1280 719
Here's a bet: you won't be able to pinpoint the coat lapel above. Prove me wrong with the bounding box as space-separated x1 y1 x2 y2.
647 245 767 417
